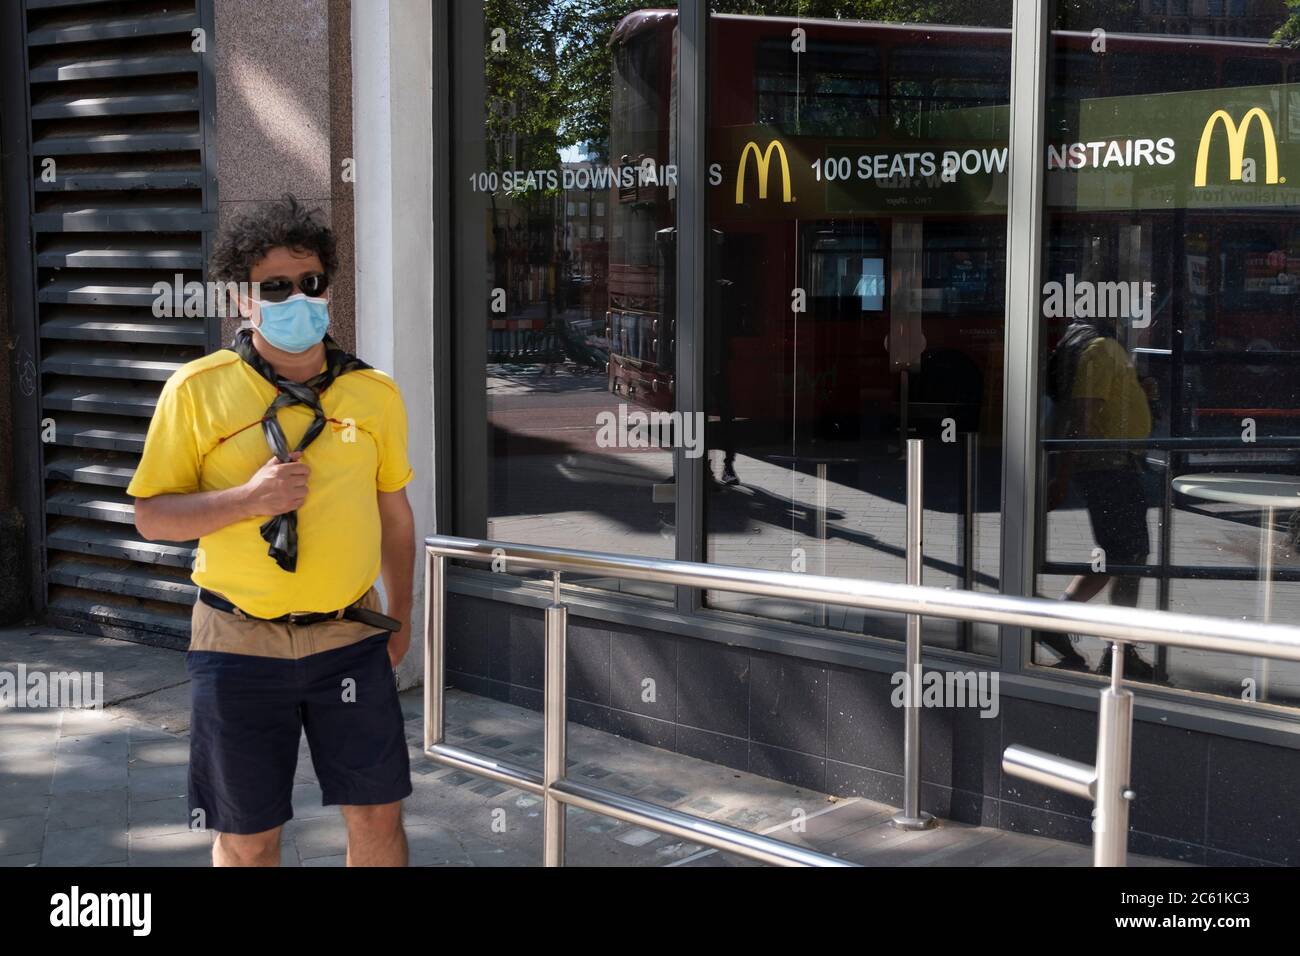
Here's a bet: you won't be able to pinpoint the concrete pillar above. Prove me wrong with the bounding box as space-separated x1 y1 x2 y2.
352 0 435 689
213 0 357 347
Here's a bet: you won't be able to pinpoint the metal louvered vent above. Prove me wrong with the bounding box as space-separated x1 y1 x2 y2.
22 0 216 644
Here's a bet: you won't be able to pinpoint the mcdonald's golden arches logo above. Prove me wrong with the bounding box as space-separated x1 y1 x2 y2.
735 139 793 204
1194 107 1283 187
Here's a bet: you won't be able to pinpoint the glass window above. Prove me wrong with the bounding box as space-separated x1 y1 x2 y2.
703 2 1011 652
1223 57 1281 90
754 36 881 139
451 2 678 599
1033 3 1300 706
444 2 1300 708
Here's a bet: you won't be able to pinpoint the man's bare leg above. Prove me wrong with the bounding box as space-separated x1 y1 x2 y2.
1101 573 1153 675
214 826 282 867
341 801 408 867
1031 573 1112 666
1062 571 1110 603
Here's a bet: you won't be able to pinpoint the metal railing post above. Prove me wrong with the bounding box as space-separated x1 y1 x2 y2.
1093 643 1134 866
816 461 829 627
893 439 934 830
424 551 445 752
1255 505 1275 700
1005 641 1135 866
543 573 568 867
960 431 978 651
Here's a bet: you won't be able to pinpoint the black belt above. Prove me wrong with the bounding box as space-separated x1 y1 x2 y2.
198 589 401 632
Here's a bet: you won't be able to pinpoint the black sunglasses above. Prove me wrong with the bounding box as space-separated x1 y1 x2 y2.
256 272 329 302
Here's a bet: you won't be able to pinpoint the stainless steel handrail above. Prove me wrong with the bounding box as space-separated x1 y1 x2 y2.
422 523 1300 868
425 536 1300 660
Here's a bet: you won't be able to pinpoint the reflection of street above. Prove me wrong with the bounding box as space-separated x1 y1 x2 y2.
706 443 1001 653
489 364 661 458
488 300 608 369
488 364 674 564
1043 496 1300 704
489 365 1300 701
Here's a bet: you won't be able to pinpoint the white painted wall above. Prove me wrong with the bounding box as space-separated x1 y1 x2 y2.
352 0 435 689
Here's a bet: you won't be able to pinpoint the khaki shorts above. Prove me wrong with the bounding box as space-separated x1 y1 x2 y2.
189 585 390 660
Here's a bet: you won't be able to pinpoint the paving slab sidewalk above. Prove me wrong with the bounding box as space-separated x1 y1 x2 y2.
0 624 1187 868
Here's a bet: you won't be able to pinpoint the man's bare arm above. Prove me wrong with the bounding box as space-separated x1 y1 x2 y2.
377 488 416 667
133 453 310 542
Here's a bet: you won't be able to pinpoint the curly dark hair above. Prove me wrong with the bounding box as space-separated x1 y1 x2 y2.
208 194 337 282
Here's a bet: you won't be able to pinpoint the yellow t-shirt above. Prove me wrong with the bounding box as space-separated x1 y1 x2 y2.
1069 336 1150 472
1071 336 1151 440
126 349 414 618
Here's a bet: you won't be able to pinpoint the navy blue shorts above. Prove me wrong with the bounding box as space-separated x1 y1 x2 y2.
186 633 413 835
1076 467 1151 565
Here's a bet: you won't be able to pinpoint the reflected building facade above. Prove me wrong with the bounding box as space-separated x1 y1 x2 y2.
436 1 1300 865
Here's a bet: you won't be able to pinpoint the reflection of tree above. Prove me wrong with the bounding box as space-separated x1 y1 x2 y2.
483 0 569 325
556 1 652 160
1273 0 1300 47
485 0 665 170
485 0 565 175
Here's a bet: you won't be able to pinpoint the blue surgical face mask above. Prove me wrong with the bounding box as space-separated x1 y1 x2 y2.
254 293 330 353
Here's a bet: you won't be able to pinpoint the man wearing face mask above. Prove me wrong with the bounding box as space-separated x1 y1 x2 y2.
128 195 416 866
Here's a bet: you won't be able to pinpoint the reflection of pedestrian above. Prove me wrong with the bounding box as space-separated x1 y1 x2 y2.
1044 315 1155 679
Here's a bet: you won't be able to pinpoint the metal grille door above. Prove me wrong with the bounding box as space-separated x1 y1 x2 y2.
19 0 217 643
